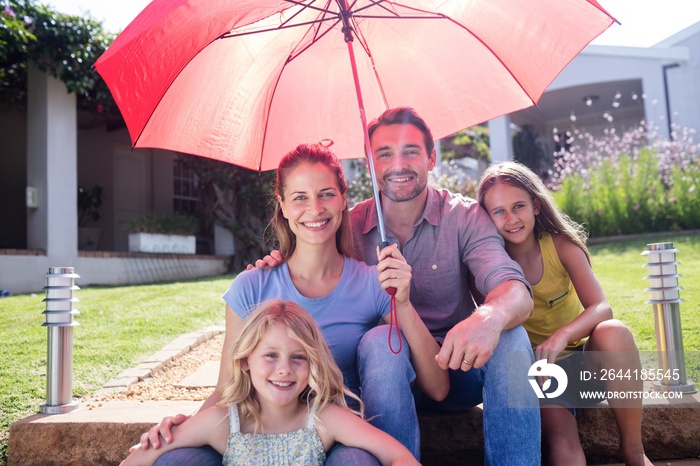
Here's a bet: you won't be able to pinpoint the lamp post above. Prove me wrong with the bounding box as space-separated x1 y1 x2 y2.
39 267 81 414
642 242 696 394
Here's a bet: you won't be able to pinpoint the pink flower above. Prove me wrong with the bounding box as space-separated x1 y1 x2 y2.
96 104 104 113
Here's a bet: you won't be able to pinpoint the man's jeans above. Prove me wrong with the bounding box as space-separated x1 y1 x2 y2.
359 324 541 466
357 325 420 458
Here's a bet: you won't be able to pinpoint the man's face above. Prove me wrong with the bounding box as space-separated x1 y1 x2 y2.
369 124 436 203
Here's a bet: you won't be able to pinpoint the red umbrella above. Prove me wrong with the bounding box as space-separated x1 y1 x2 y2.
94 0 616 243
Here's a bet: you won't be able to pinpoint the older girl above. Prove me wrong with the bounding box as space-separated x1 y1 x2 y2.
478 162 651 466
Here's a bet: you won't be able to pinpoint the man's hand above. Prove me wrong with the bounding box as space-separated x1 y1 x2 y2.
376 244 412 304
436 280 532 372
245 250 283 271
130 414 190 452
436 308 503 371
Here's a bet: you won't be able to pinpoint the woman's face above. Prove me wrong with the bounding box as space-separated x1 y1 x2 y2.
278 162 346 249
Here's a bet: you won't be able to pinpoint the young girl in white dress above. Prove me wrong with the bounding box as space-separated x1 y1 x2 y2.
121 299 419 466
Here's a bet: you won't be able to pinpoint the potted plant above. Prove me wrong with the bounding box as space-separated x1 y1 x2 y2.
78 185 103 250
127 212 199 254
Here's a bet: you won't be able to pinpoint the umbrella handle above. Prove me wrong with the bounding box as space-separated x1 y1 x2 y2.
379 240 401 354
379 241 397 297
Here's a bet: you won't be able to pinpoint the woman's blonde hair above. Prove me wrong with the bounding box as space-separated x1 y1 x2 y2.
218 300 363 432
271 143 359 260
477 161 591 262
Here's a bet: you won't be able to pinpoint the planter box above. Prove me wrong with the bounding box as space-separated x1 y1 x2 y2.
78 227 101 250
128 233 196 255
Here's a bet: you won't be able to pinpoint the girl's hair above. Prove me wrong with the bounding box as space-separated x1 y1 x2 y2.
477 161 591 262
219 300 363 432
271 143 359 260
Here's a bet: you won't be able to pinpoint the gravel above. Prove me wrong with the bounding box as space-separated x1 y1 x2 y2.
86 333 224 407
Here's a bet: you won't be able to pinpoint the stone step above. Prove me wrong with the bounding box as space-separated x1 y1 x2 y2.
419 399 700 465
9 398 700 465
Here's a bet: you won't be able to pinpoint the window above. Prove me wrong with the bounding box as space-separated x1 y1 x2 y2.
173 159 199 215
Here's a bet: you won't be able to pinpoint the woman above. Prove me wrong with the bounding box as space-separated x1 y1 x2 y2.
140 144 447 465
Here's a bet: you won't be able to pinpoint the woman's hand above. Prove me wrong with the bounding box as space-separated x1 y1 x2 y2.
130 414 190 452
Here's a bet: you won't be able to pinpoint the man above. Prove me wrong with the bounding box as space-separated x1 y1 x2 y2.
348 107 540 465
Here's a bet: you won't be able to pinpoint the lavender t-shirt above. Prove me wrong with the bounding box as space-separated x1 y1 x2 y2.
222 257 390 391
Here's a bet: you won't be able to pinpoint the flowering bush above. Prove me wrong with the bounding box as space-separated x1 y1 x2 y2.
549 121 700 237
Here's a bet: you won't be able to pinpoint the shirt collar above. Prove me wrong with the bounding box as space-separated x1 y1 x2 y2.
361 185 442 235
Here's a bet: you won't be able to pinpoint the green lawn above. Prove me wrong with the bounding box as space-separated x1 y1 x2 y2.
0 232 698 464
589 232 700 387
0 274 235 465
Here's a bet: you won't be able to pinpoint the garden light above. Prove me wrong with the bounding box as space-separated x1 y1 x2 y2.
642 242 697 394
39 267 81 414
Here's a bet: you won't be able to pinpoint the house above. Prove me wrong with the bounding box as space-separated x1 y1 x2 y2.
1 22 698 294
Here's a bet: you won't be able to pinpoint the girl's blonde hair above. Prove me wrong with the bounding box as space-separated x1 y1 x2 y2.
271 143 359 260
218 300 363 432
477 161 591 262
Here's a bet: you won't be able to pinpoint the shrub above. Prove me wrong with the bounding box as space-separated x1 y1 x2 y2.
549 122 700 237
127 213 199 236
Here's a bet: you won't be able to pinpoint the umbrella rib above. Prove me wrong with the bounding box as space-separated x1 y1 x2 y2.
441 15 538 105
348 0 444 19
350 14 389 109
288 18 342 62
258 58 291 172
284 0 334 15
364 0 539 105
220 16 337 39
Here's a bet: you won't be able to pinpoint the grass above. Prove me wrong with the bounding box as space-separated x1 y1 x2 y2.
589 232 700 385
0 274 235 466
0 232 698 464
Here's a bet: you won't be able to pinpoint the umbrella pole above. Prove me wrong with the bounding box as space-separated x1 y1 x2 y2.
339 5 389 245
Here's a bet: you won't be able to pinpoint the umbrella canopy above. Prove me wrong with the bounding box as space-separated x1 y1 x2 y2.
95 0 615 171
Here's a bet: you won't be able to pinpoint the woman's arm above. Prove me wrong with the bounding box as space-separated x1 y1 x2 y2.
534 234 613 363
319 404 420 466
137 305 243 450
377 244 449 401
122 406 229 466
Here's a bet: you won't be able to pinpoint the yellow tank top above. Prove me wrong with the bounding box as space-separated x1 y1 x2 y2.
524 233 586 357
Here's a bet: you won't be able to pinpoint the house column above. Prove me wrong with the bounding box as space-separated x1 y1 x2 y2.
26 66 78 266
642 71 671 140
488 115 513 164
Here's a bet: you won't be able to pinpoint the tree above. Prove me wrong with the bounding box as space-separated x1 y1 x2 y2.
0 0 118 117
439 125 491 163
177 155 276 271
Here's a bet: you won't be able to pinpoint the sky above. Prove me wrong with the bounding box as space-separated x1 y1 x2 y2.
42 0 700 48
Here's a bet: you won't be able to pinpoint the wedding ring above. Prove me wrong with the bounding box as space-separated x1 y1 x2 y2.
462 359 472 366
